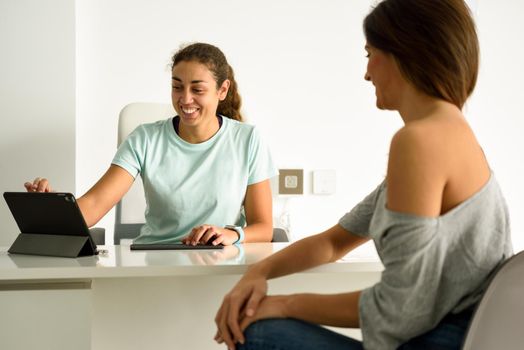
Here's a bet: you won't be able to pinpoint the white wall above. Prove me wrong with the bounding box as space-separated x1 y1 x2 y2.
0 0 76 246
469 0 524 251
1 0 521 251
75 0 524 250
75 0 398 246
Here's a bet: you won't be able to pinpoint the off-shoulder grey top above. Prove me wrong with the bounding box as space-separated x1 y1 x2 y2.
339 173 512 350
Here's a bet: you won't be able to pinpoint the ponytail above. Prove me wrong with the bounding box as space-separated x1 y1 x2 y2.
218 65 243 121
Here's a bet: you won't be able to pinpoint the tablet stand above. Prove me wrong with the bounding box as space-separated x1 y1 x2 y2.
8 233 96 258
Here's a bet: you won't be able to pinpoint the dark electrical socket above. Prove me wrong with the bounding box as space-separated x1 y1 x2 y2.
278 169 304 195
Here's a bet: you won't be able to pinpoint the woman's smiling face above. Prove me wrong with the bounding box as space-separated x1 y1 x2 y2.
171 60 229 127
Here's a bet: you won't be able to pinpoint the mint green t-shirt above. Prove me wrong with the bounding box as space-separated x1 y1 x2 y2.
112 116 278 244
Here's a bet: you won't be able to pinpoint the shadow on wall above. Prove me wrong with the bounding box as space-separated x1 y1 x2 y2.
0 129 75 246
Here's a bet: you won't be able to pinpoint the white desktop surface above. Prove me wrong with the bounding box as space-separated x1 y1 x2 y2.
0 243 383 350
0 243 382 279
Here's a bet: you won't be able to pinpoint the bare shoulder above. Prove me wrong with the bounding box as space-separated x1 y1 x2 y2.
387 122 447 217
390 118 453 162
389 119 448 178
390 122 438 158
387 113 490 216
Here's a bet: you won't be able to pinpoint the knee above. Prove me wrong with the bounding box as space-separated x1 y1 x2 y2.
243 318 286 339
238 318 302 350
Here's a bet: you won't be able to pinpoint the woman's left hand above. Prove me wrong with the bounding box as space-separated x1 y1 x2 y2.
182 224 239 246
240 295 289 330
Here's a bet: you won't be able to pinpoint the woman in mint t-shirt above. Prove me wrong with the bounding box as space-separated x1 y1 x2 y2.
25 42 278 246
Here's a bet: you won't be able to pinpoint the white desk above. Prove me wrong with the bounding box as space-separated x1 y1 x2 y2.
0 243 382 350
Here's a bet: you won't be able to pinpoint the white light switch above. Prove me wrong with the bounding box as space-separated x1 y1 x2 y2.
313 170 336 195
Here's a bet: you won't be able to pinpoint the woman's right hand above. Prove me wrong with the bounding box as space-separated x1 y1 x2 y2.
24 177 52 192
214 268 268 348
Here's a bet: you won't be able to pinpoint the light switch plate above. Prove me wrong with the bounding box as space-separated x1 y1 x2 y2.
278 169 304 195
313 169 336 195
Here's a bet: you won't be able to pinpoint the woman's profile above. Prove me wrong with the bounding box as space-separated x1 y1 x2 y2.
214 1 512 349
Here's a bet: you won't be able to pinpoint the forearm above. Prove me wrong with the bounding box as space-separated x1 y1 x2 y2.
284 291 361 328
243 179 274 243
251 233 333 279
77 165 134 227
248 225 368 280
77 195 107 227
243 222 273 243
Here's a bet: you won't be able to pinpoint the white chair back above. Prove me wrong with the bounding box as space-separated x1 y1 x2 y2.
115 102 174 243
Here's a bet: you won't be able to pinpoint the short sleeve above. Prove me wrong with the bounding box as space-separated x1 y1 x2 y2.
246 127 279 185
359 205 445 349
338 182 384 237
357 174 513 349
111 125 147 178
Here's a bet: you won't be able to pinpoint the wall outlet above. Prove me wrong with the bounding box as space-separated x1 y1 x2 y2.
278 169 304 195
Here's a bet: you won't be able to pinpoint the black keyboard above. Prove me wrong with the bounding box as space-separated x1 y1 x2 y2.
130 243 224 250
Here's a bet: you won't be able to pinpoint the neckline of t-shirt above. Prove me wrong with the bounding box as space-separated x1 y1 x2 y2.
168 115 228 148
173 115 223 135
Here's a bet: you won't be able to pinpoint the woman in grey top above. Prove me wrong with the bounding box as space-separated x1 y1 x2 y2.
214 0 513 349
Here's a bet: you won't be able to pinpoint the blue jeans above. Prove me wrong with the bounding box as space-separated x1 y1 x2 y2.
238 308 473 350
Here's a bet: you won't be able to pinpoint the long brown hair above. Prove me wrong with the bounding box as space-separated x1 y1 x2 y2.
171 43 243 121
364 0 479 109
